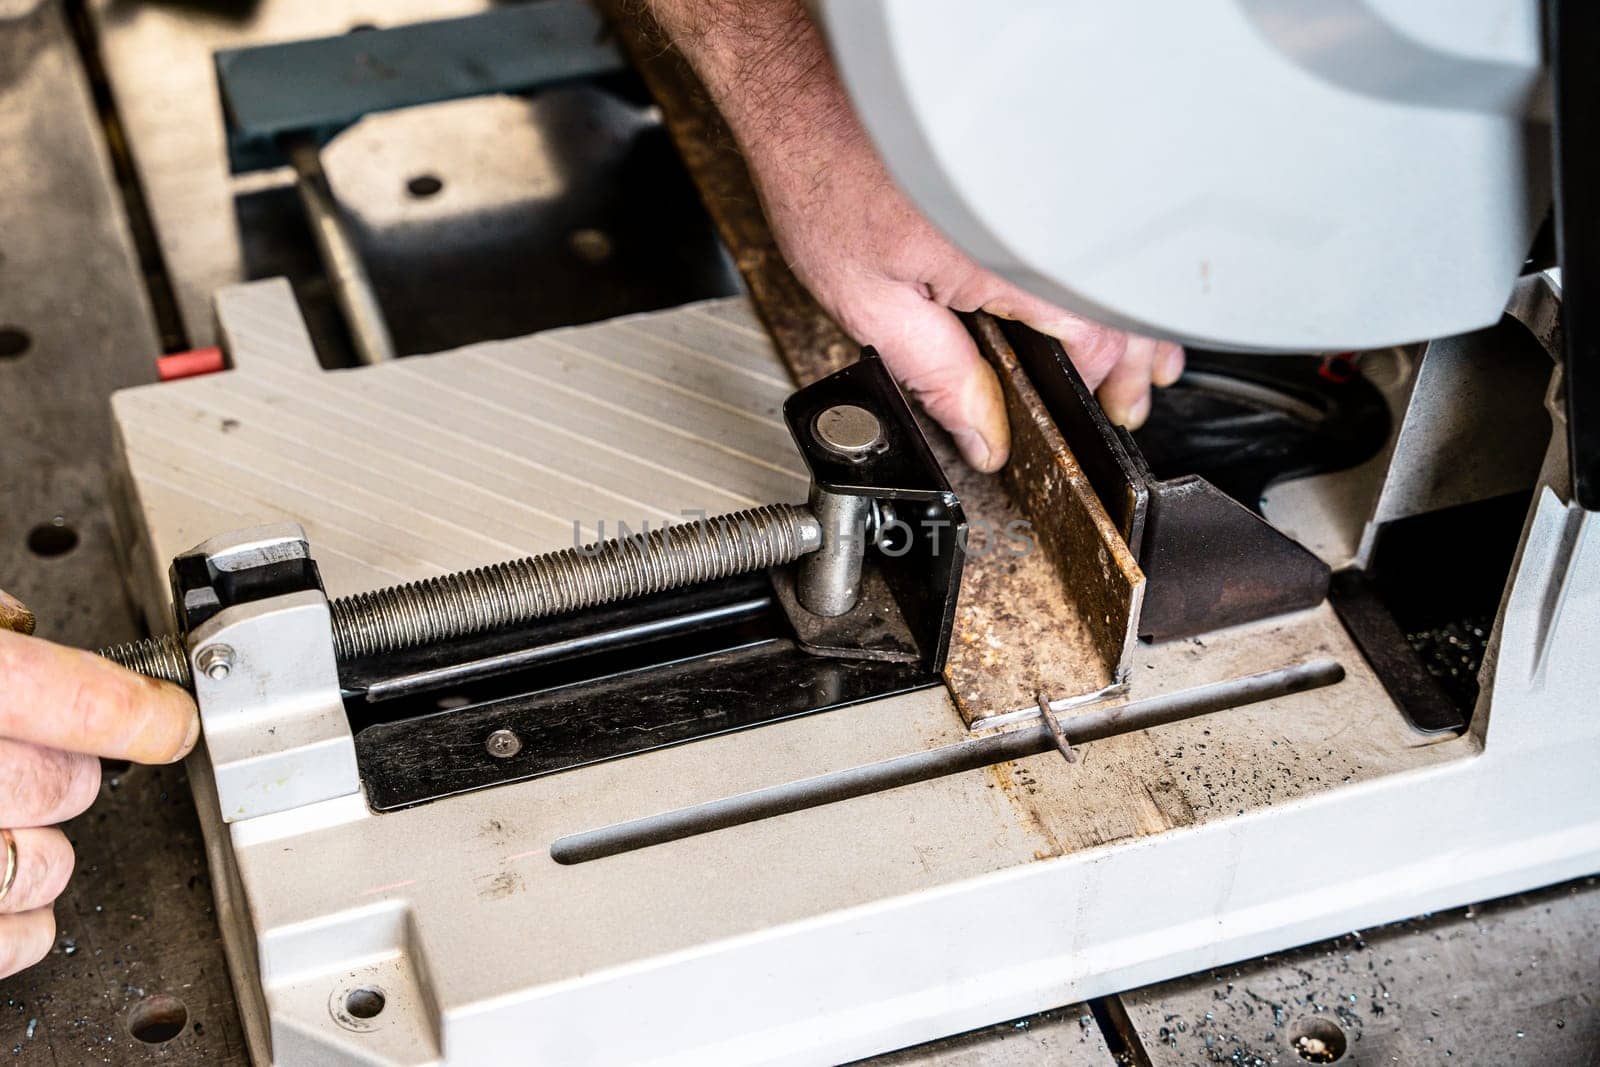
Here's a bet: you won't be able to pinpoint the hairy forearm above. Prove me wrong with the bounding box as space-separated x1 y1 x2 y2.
643 0 868 182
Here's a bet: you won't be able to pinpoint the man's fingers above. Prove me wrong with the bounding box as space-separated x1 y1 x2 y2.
0 630 199 764
1096 335 1162 429
0 828 74 915
0 906 56 980
1081 333 1184 426
960 278 1130 391
1152 341 1186 387
960 275 1188 404
859 286 1010 471
0 740 101 827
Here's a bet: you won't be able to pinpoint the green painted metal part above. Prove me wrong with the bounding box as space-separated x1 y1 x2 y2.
216 2 630 173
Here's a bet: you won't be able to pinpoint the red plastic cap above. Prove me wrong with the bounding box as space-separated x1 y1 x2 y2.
156 346 226 382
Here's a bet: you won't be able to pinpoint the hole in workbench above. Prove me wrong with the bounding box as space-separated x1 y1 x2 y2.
347 21 378 32
346 987 386 1019
26 518 78 558
0 327 31 359
1289 1016 1346 1062
128 994 189 1044
406 174 444 199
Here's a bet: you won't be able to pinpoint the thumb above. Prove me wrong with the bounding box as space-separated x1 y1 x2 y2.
858 286 1010 472
0 629 200 765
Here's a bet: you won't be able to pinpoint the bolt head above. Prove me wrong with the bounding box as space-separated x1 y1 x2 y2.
196 644 234 681
813 405 883 459
486 729 522 759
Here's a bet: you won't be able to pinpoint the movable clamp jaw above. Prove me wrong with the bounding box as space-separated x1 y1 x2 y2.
171 525 360 823
783 349 967 672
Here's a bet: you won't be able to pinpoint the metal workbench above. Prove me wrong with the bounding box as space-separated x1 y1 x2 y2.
0 1 1595 1063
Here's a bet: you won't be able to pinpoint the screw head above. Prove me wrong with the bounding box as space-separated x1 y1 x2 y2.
485 729 522 759
813 405 883 459
196 644 234 681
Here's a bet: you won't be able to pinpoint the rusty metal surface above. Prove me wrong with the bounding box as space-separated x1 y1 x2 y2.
997 318 1150 555
0 2 246 1062
600 4 1113 716
935 439 1114 716
972 313 1143 686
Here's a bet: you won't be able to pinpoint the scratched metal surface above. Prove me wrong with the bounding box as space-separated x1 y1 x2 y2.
1120 876 1600 1067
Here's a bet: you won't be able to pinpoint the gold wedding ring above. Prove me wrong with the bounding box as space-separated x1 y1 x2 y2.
0 829 16 906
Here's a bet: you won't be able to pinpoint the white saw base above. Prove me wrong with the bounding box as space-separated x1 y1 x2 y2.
110 281 1600 1065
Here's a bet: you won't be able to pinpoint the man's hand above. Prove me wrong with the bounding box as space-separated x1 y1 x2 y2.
647 0 1184 471
0 604 198 980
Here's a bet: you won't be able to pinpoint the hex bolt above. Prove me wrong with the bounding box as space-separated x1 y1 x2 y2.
485 729 522 759
813 404 883 460
196 644 234 681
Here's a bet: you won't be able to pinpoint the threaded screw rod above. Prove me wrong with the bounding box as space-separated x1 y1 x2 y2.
99 504 823 687
331 503 821 659
101 633 193 689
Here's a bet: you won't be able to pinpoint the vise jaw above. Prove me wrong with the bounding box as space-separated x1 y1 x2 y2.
171 525 359 822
